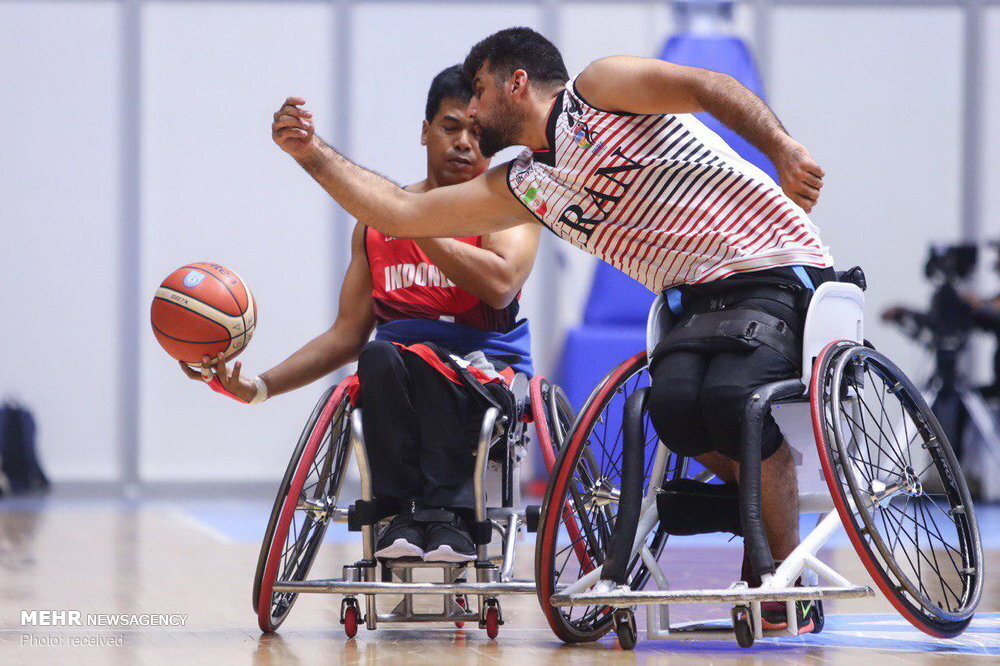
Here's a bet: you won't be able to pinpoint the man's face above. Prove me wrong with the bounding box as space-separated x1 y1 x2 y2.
422 97 489 186
468 64 524 158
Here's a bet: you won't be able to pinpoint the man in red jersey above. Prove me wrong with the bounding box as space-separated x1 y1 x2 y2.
271 28 831 631
187 66 540 563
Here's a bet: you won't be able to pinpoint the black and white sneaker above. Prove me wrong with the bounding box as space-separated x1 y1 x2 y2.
422 515 477 563
374 508 425 560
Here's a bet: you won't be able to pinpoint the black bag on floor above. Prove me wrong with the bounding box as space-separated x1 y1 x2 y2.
0 402 50 495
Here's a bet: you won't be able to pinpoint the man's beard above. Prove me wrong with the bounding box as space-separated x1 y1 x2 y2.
477 100 521 158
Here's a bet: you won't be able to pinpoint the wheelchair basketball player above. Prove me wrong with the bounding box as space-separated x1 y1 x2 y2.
187 65 541 563
271 28 832 631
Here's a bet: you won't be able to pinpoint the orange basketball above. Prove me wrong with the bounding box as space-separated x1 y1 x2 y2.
150 262 257 364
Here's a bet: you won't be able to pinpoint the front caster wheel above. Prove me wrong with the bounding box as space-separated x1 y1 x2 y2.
613 609 637 650
484 604 501 640
732 605 754 648
341 598 360 639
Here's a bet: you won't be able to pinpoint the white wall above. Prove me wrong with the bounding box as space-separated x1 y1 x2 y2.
768 6 965 377
138 1 336 481
0 1 121 480
2 0 995 484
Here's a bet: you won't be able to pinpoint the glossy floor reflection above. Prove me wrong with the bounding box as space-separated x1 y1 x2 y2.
0 495 998 664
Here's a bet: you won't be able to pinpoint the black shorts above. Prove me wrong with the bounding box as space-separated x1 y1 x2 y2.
647 266 832 461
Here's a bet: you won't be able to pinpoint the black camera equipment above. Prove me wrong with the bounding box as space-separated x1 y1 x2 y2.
889 243 1000 466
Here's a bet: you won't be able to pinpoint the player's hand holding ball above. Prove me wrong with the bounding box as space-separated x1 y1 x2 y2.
178 353 261 403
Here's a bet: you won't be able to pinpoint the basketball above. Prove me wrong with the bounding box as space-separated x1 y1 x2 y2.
150 262 257 364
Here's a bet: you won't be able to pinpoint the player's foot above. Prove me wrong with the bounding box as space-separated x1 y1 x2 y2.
760 599 824 634
374 508 425 559
422 515 477 562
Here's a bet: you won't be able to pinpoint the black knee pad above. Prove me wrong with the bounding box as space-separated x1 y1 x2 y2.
648 373 711 458
699 381 784 460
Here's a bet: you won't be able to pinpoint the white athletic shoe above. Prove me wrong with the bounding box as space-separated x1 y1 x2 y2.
374 538 425 560
374 511 425 560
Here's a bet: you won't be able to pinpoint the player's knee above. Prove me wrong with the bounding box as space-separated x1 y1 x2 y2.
357 340 402 380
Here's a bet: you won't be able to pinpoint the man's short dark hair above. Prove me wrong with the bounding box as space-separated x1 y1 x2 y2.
425 65 473 122
463 27 569 90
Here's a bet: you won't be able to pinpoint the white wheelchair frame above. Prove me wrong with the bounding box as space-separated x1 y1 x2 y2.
549 281 877 641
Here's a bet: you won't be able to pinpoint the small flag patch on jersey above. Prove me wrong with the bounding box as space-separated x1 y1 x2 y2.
522 187 548 216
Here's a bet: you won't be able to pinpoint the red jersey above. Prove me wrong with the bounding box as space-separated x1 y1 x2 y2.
364 228 519 333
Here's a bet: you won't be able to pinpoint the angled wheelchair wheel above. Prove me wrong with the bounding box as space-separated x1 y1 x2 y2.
254 378 355 632
812 341 983 638
535 353 688 643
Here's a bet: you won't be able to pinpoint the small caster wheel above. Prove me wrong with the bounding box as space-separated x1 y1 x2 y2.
810 600 825 634
454 594 468 628
341 598 360 639
732 605 754 648
485 605 500 640
613 609 637 651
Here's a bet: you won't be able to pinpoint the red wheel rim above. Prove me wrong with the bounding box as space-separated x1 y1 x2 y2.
256 379 352 632
810 341 971 639
535 353 646 642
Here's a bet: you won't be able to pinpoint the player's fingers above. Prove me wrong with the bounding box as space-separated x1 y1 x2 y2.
231 361 242 385
179 361 201 380
284 96 306 107
808 164 825 179
273 115 312 131
792 193 813 213
276 127 310 140
802 173 823 190
273 106 312 121
799 182 820 197
200 356 212 381
215 353 229 383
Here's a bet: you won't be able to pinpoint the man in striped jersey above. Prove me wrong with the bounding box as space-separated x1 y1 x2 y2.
272 27 832 632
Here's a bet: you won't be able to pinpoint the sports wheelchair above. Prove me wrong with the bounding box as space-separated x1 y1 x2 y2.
253 370 573 639
535 271 983 649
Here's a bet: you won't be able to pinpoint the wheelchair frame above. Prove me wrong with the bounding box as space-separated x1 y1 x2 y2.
257 373 568 639
544 280 982 647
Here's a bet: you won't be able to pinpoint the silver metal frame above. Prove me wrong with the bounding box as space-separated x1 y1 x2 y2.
271 401 537 634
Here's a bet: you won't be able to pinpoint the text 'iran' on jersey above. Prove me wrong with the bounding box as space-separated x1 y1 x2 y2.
506 77 833 291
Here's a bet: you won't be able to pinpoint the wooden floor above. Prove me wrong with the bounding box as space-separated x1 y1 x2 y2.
1 494 998 664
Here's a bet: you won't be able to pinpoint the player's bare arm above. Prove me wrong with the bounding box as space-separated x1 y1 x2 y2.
272 97 532 238
415 223 541 309
180 223 376 400
576 57 824 213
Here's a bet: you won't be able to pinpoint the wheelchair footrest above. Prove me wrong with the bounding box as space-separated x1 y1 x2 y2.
657 479 743 536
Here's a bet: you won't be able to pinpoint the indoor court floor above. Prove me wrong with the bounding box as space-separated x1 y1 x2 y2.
1 494 999 664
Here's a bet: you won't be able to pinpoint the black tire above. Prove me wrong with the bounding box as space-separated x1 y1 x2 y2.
732 605 754 648
813 342 983 638
613 609 637 650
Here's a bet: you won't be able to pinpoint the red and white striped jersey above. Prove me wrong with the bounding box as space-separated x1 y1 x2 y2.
506 78 834 291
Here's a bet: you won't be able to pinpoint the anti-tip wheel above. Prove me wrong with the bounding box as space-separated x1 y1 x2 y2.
732 605 754 648
613 609 637 651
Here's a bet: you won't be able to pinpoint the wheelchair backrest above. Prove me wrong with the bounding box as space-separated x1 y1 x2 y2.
645 294 673 362
800 281 865 387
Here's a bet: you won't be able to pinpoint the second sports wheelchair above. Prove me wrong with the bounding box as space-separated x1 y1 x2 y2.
252 368 573 639
534 269 983 649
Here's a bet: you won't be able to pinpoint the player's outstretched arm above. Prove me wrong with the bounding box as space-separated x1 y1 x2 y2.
575 57 824 213
272 97 532 237
180 224 376 402
416 223 542 309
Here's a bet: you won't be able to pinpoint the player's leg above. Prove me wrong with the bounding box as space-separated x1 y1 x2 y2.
402 351 484 562
700 345 817 632
356 340 425 558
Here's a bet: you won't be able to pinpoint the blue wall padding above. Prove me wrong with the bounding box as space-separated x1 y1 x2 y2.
557 326 647 412
583 261 657 327
659 33 778 182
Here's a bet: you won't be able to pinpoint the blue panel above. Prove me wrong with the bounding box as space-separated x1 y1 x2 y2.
659 33 779 182
582 261 657 327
